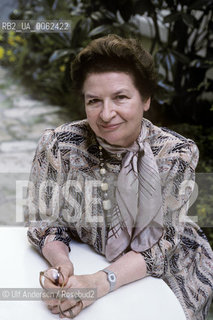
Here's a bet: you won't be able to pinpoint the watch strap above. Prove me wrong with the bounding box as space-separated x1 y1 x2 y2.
102 269 117 292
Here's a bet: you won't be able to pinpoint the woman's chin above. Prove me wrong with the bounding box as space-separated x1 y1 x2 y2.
102 137 125 147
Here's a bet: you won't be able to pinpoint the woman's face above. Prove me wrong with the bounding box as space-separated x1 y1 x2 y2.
83 72 150 147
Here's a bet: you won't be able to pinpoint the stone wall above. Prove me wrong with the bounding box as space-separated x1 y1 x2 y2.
0 66 65 225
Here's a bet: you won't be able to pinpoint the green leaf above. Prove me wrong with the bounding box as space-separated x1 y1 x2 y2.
91 11 103 21
182 14 196 28
155 51 164 65
158 80 174 92
80 17 92 34
165 53 174 71
188 0 212 10
49 49 73 63
171 50 190 64
102 10 116 20
116 10 125 24
164 12 181 24
88 25 111 37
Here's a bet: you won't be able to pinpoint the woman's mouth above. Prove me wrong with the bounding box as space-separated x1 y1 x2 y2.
100 123 122 130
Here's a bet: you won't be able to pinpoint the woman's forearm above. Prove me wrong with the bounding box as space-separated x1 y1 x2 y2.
42 243 147 300
94 250 147 298
42 240 71 267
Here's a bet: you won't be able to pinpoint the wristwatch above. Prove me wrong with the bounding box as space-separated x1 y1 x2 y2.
102 269 117 292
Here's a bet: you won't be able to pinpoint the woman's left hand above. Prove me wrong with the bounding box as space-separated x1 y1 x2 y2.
48 271 109 318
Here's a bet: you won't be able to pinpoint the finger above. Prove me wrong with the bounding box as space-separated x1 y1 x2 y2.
58 300 83 318
51 295 83 315
46 269 64 287
47 305 58 311
42 289 62 305
43 298 60 307
42 277 60 289
51 298 76 314
56 265 72 286
72 300 84 317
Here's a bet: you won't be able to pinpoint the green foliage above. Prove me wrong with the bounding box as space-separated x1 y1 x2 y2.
1 0 212 123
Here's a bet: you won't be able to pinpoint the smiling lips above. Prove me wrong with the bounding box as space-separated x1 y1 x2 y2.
100 123 123 130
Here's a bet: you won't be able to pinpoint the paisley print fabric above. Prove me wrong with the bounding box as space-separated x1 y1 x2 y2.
26 118 213 320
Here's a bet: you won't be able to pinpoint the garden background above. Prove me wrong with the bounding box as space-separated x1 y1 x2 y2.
0 0 212 317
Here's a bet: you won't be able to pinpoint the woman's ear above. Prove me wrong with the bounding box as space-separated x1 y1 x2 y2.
143 97 151 112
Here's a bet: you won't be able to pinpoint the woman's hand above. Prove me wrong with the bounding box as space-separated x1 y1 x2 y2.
56 261 74 286
49 271 109 318
41 261 74 288
40 261 74 313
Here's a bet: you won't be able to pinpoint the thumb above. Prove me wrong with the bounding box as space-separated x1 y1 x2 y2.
58 264 73 287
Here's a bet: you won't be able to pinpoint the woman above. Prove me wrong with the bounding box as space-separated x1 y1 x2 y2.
26 34 213 319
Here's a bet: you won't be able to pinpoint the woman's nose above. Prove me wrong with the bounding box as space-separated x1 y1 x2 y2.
100 100 116 122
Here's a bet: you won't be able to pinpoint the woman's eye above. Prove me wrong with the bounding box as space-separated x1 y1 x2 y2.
116 95 127 100
88 99 99 105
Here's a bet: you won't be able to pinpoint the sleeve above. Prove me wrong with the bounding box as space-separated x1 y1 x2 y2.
25 129 72 254
141 139 199 278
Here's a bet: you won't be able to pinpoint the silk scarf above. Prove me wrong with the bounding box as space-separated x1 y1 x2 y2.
97 121 164 261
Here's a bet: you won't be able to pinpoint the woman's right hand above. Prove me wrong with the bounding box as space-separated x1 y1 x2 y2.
41 240 74 313
40 261 74 290
40 261 74 314
42 240 74 287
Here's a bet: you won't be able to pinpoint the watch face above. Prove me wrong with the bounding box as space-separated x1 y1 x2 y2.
109 273 116 283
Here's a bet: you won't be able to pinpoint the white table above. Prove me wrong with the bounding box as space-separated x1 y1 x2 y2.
0 227 186 320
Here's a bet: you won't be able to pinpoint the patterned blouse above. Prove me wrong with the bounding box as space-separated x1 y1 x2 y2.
26 118 213 320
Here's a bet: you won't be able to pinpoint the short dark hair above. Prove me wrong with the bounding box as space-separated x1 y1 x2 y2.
71 34 157 101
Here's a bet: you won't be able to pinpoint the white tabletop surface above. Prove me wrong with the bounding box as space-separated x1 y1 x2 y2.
0 227 186 320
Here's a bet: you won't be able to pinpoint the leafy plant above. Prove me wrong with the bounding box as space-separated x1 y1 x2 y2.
2 0 212 124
